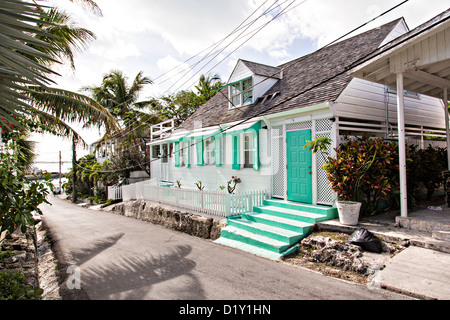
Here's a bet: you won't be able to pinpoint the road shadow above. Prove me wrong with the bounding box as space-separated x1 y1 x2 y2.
79 244 204 299
48 229 204 299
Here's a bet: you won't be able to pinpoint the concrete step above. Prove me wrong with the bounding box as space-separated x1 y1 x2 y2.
227 217 303 243
243 213 313 233
253 205 328 223
219 226 291 254
214 237 299 261
263 199 338 218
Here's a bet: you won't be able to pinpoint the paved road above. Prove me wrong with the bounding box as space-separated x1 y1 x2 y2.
40 195 410 301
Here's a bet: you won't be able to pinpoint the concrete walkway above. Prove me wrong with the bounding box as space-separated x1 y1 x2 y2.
317 206 450 300
378 246 450 300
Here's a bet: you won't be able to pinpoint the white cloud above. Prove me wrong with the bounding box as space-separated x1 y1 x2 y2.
32 0 450 167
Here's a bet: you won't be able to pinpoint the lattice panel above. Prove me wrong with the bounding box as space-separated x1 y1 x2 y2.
315 132 335 204
286 121 312 132
315 118 333 132
271 126 285 198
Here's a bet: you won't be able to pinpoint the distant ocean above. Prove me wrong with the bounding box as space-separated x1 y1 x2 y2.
32 161 73 174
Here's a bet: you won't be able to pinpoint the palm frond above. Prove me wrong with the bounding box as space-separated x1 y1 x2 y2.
0 0 58 120
29 108 88 148
25 86 120 134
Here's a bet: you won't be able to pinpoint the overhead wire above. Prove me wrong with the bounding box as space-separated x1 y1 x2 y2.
88 0 302 145
75 0 418 174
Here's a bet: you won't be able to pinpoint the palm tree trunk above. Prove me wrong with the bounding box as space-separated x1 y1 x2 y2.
72 136 78 203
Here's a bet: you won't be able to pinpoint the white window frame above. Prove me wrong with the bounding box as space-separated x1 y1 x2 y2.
204 137 215 165
179 141 186 167
243 133 253 168
228 77 253 109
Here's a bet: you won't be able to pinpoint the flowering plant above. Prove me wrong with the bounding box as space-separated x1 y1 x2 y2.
220 176 241 194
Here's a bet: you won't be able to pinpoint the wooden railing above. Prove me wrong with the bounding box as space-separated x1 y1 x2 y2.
114 180 268 218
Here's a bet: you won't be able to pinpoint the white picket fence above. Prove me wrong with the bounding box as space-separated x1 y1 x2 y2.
110 180 268 218
107 185 122 200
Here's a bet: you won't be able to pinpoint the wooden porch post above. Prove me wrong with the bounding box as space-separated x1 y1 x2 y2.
444 87 450 170
396 72 408 218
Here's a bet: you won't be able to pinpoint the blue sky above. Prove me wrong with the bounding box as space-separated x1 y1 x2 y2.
33 0 450 172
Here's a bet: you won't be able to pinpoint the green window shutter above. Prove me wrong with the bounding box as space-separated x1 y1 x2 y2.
232 134 240 170
215 135 222 167
174 142 180 167
253 130 260 171
186 139 191 168
196 137 204 166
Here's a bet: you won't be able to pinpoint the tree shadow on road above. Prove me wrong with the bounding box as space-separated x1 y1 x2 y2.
55 232 204 300
79 244 204 299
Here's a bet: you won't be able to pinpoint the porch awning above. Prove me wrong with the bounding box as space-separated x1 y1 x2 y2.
184 126 222 140
219 120 261 135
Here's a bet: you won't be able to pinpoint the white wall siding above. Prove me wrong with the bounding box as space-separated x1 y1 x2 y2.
170 130 272 194
228 61 252 83
333 78 446 129
379 19 408 47
253 75 278 101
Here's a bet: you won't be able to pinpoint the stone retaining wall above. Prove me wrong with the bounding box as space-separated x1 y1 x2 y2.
0 218 61 300
109 199 226 241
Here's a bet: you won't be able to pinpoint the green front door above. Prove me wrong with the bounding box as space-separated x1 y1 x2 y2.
286 130 313 203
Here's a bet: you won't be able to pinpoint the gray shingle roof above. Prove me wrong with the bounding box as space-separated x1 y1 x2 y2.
179 18 403 131
240 59 282 79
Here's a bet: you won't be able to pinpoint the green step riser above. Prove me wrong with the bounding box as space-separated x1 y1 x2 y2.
227 219 302 243
262 200 338 218
220 229 290 254
244 215 313 234
253 207 327 223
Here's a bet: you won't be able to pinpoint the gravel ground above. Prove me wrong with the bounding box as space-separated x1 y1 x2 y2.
283 231 406 285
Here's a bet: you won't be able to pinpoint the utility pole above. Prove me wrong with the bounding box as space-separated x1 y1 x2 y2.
59 151 62 194
72 136 77 203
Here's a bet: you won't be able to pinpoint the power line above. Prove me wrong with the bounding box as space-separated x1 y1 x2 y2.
89 0 305 145
163 0 287 95
74 0 417 174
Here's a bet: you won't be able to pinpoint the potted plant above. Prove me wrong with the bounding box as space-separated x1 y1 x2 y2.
305 135 396 225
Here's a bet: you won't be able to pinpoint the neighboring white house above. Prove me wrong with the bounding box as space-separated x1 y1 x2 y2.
148 16 447 208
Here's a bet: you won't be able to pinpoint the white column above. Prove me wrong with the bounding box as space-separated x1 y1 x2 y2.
444 87 450 170
396 72 408 218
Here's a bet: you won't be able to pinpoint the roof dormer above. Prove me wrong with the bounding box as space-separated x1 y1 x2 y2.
227 59 281 110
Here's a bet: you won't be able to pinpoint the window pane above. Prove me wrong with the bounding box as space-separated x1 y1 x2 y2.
242 78 252 90
232 94 240 106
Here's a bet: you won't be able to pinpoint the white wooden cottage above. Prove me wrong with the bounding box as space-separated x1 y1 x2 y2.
148 17 447 208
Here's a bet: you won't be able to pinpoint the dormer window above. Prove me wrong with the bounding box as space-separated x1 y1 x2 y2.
229 77 253 109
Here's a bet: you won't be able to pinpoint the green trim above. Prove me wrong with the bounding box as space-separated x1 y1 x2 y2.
213 76 253 94
232 134 240 170
222 120 261 137
253 130 259 171
185 139 191 168
174 142 180 167
195 137 203 166
214 134 222 167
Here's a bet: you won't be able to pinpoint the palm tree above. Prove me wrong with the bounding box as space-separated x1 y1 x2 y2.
83 70 162 174
0 0 118 143
83 70 159 128
195 73 223 102
0 0 119 204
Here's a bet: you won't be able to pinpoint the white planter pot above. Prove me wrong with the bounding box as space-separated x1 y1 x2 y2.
336 201 361 226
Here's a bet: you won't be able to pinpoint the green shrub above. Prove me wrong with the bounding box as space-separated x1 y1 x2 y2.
407 144 447 201
0 270 43 300
0 143 52 234
323 135 400 215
